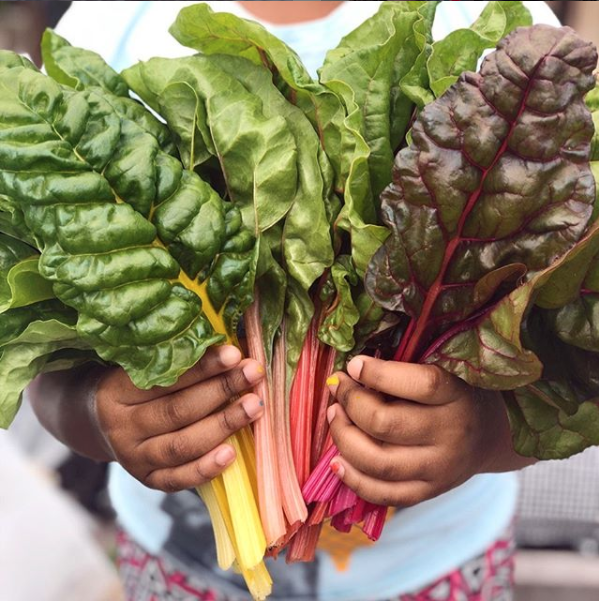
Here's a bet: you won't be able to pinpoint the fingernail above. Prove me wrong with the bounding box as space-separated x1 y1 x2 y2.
215 446 235 466
347 357 364 380
326 375 340 394
242 395 264 419
220 346 241 367
327 404 337 424
243 361 265 383
330 461 345 478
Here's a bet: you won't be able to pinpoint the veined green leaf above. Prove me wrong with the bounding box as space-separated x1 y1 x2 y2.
207 54 334 291
123 55 298 235
169 2 349 191
0 233 54 312
0 55 238 387
318 256 360 353
0 206 38 247
42 29 129 96
0 50 36 73
41 30 175 153
320 1 439 197
0 301 89 428
506 385 599 459
403 1 532 106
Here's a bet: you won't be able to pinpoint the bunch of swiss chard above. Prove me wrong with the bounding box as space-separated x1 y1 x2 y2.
2 1 599 599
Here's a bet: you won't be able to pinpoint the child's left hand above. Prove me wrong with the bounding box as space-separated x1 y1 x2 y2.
326 356 535 507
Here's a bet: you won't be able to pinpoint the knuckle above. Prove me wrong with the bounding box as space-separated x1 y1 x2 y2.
194 460 212 484
338 381 358 406
160 398 185 428
374 457 399 481
219 372 239 399
145 471 180 493
164 435 188 465
370 408 394 439
217 407 236 436
351 478 367 501
422 367 443 398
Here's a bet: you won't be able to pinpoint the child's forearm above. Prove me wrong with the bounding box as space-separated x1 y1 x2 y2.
28 363 114 462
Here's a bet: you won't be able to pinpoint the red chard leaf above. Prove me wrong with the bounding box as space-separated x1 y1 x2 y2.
366 25 597 364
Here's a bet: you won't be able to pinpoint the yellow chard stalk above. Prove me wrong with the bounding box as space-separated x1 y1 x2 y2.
180 271 271 599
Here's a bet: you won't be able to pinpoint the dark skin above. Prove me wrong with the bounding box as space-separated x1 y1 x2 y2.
325 356 535 507
29 344 535 507
30 346 267 492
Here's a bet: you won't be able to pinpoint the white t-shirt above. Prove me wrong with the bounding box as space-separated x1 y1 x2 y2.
56 2 558 599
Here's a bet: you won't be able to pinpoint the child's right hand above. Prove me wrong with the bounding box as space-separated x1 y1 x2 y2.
94 345 265 492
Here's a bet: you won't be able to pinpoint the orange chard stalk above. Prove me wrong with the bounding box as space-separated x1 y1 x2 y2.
245 291 286 547
272 326 308 529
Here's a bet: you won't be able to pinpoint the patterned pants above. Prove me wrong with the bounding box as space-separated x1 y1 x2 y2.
117 529 514 601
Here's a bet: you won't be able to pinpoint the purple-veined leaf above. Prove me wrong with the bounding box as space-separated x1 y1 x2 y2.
366 25 597 366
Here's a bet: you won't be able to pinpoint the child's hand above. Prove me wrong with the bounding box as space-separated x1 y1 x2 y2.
326 357 533 507
94 345 265 492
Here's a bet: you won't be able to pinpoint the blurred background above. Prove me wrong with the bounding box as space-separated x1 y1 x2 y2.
1 1 599 601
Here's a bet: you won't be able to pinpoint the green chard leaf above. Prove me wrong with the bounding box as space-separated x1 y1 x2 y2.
320 1 439 197
207 54 334 291
169 2 349 191
318 2 439 278
0 50 259 388
0 206 38 247
41 29 175 153
318 256 360 353
367 25 598 376
505 384 599 460
0 300 89 427
0 234 55 312
41 29 129 96
501 300 599 459
123 56 297 235
403 1 532 106
124 53 336 375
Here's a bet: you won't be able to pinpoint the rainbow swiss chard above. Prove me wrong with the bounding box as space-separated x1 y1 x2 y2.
306 22 599 542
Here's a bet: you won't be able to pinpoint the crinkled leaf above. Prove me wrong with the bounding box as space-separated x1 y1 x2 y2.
499 304 599 458
169 2 349 191
399 5 436 107
168 3 390 277
403 1 532 106
0 301 89 428
123 56 297 235
0 207 38 247
42 29 129 96
320 1 439 197
41 30 175 154
0 56 243 388
0 50 36 73
367 26 597 366
0 233 54 312
124 53 336 371
424 216 599 391
505 385 599 459
208 54 334 292
428 1 532 97
423 280 544 389
523 307 599 401
318 257 360 353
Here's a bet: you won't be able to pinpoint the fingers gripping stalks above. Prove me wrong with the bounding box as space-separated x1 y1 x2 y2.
94 346 265 492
